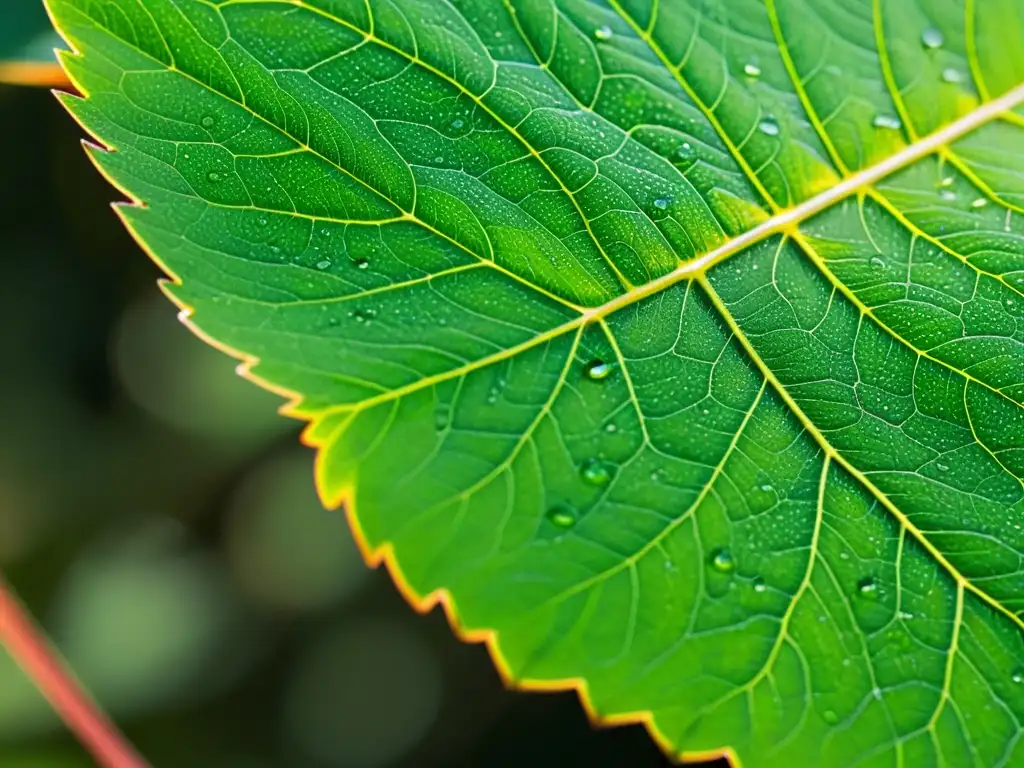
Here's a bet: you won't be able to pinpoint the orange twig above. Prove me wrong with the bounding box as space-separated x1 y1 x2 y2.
0 573 149 767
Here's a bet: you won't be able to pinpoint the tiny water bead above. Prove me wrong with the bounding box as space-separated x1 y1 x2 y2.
752 576 767 593
653 196 671 211
743 61 761 78
709 548 736 574
316 259 332 270
938 189 958 202
1013 669 1024 684
872 114 902 130
207 171 222 182
353 257 369 270
921 27 945 49
971 198 988 209
580 458 612 487
451 118 464 130
823 710 839 726
546 505 577 530
857 576 879 599
594 25 613 41
757 117 780 136
584 359 613 381
941 68 965 84
200 115 216 128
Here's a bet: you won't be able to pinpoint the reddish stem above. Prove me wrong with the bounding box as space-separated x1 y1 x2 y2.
0 573 149 768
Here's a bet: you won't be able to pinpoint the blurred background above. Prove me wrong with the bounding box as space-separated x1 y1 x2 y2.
0 73 716 766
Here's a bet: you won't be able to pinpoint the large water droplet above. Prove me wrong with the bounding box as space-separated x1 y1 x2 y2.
743 61 761 78
941 68 965 84
1013 669 1024 684
858 576 878 599
353 257 369 270
921 27 944 49
823 710 839 725
758 117 780 137
546 505 577 529
653 196 671 211
752 576 767 593
581 458 612 487
451 118 465 130
710 548 736 574
594 25 613 41
584 359 613 381
676 142 695 161
200 115 215 129
316 259 332 270
872 114 902 130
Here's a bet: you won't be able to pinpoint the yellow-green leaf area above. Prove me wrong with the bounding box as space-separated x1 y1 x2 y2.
46 0 1024 765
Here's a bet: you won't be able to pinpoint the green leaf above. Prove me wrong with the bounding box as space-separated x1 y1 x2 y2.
46 0 1024 764
0 2 65 86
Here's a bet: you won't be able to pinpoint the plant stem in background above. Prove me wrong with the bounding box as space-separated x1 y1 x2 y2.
0 572 149 768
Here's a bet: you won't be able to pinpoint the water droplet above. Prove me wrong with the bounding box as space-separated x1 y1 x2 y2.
872 114 902 130
709 548 735 574
938 176 955 188
546 505 577 529
200 115 215 128
676 142 695 161
971 198 988 209
316 259 332 270
921 27 944 49
858 576 878 599
451 118 464 130
581 458 612 487
869 255 886 268
594 25 613 41
352 309 374 323
936 462 949 472
753 576 767 593
604 423 617 433
759 484 773 493
353 257 369 270
207 171 222 182
257 216 268 227
1013 669 1024 684
823 710 838 725
758 117 780 136
941 68 965 84
584 359 613 381
743 61 761 78
653 196 671 211
939 189 958 202
435 408 450 431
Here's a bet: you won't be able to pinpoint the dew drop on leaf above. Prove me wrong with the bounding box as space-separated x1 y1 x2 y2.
451 118 464 130
594 25 613 41
939 189 957 202
869 255 886 268
676 142 695 161
752 576 767 593
941 68 965 84
921 27 945 49
743 61 761 78
207 171 222 182
823 710 838 725
580 458 612 487
584 359 613 380
653 197 671 211
1013 670 1024 684
872 114 902 130
316 259 332 270
709 548 735 574
200 115 215 128
857 577 878 599
546 506 577 530
353 257 369 270
971 198 988 209
758 117 780 136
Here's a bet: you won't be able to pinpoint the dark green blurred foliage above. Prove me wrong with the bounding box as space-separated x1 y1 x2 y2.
0 84 693 767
